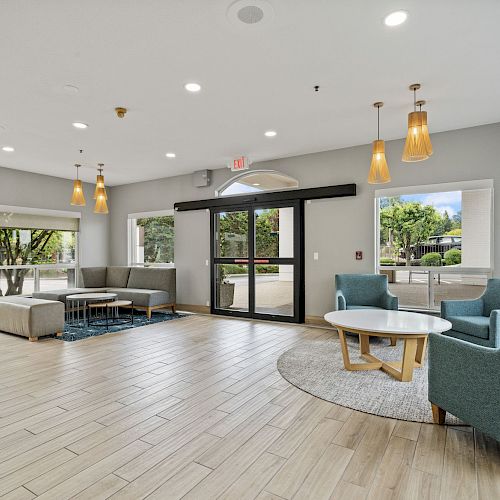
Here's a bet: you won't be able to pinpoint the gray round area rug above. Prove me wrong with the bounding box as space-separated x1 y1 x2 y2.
277 336 461 424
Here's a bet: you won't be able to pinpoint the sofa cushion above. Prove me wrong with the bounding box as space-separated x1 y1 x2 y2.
106 288 170 307
81 267 107 288
106 267 131 288
448 316 490 340
33 288 107 304
127 267 175 295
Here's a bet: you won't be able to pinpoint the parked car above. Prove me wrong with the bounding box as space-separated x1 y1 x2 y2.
408 235 462 260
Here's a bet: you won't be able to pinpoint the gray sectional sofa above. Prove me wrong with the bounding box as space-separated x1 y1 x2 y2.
33 266 176 318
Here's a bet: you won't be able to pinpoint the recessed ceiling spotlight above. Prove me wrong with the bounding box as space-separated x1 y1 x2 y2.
384 10 408 27
72 122 88 129
2 146 14 152
253 183 261 186
264 130 277 137
165 152 176 158
63 84 79 95
184 83 201 93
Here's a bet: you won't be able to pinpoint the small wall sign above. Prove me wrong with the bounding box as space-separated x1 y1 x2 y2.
356 251 363 260
229 156 250 172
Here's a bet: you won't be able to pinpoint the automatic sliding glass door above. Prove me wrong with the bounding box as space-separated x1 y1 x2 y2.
211 201 303 322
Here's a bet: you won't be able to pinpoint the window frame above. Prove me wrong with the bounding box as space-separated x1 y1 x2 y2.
127 209 175 267
374 179 494 311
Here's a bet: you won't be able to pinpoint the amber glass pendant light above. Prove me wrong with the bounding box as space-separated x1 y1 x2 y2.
94 164 109 214
70 163 86 206
402 83 433 162
368 102 391 184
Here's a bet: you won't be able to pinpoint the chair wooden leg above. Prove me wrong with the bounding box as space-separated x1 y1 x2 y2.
171 304 176 314
146 307 152 319
28 337 38 342
390 337 397 347
56 332 63 337
431 403 446 424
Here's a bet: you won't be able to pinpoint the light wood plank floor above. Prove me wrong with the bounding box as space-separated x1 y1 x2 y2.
0 314 498 499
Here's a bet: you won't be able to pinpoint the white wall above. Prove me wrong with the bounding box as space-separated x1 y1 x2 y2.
45 122 500 317
0 166 110 267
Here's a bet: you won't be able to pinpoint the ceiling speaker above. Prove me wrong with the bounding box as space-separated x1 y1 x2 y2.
237 5 264 24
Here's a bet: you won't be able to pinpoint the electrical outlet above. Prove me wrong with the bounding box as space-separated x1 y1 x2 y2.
205 259 209 266
313 252 319 261
206 300 210 307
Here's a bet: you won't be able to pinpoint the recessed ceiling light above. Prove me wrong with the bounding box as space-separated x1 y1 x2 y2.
184 83 201 93
63 84 79 95
165 152 176 158
2 146 14 152
384 10 408 27
72 122 88 129
252 183 261 186
264 130 277 137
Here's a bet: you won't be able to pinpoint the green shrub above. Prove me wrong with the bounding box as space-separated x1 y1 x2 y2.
379 258 395 265
256 265 279 274
421 252 442 266
223 264 248 275
444 249 461 265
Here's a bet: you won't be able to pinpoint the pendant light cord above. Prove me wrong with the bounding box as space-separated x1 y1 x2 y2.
377 105 380 140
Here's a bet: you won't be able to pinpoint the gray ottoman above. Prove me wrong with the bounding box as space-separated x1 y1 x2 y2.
0 296 64 341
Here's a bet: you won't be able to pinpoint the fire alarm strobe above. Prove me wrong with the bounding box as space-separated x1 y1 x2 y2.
356 251 363 260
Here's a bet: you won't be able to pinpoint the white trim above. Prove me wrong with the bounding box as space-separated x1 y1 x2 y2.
215 169 299 197
127 209 174 219
374 179 493 198
0 204 81 219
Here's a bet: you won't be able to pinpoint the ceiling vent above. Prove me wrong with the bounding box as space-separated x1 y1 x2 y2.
227 1 274 28
237 5 264 24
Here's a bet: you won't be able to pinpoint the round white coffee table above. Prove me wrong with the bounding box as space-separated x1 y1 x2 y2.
324 310 451 382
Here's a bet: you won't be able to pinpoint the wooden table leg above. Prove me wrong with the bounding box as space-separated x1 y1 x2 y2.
337 328 352 369
359 334 370 355
400 338 418 382
415 336 428 365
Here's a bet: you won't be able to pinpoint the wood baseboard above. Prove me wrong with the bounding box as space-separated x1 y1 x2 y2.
177 304 211 314
305 315 335 328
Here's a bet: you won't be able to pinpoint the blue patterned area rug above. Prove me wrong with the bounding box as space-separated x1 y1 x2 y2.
57 311 186 342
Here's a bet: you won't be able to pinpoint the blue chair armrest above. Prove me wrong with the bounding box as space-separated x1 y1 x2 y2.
336 290 346 310
441 298 483 318
490 310 500 345
428 333 500 440
380 291 399 310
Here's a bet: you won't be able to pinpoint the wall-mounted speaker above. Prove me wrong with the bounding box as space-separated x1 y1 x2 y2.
192 169 212 187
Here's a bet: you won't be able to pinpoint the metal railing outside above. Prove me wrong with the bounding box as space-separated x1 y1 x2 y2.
0 264 77 296
378 265 492 311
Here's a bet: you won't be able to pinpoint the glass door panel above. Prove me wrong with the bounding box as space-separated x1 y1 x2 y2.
255 264 294 316
215 211 248 258
254 207 294 258
215 263 249 312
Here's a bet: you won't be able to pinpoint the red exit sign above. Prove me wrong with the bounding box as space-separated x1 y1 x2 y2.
230 156 249 172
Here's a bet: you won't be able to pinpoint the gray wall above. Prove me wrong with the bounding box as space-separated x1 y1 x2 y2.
110 122 500 317
0 166 109 267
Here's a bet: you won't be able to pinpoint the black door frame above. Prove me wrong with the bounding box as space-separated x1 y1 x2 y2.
210 199 304 323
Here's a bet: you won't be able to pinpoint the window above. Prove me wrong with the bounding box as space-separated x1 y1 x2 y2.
376 180 493 311
216 170 298 197
128 210 174 266
0 207 79 296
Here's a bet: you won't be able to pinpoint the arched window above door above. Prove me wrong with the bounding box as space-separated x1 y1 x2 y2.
216 170 299 197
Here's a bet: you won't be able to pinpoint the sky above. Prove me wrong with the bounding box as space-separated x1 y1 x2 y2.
400 191 461 217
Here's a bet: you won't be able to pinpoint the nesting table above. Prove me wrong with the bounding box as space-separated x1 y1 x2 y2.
324 310 451 382
66 293 118 327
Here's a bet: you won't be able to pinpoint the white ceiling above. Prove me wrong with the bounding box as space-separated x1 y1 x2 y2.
0 0 499 186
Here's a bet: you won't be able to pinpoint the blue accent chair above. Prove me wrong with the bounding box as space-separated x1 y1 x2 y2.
335 274 398 311
441 278 500 348
428 333 500 441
